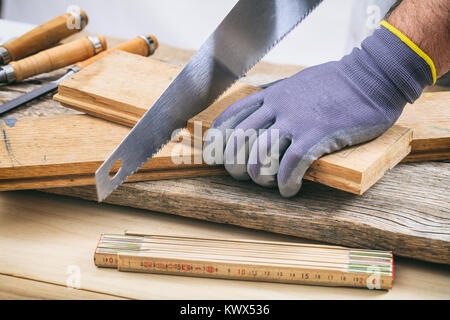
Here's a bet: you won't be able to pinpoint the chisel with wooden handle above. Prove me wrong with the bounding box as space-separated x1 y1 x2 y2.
0 10 88 66
74 35 158 70
0 35 107 85
0 35 158 115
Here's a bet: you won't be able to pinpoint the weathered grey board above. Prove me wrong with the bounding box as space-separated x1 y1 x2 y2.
45 161 450 265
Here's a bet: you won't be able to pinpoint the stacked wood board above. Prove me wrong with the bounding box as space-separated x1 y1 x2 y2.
396 92 450 162
2 51 448 194
0 115 224 191
1 51 448 196
0 47 447 266
55 51 450 162
0 112 412 194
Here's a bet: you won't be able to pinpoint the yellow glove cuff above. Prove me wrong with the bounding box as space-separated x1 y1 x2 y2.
380 20 436 84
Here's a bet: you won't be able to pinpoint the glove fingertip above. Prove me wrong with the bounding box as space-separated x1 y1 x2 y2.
278 179 303 198
225 163 251 181
247 163 277 187
277 148 316 198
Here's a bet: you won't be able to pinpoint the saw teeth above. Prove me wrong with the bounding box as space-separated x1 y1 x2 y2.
95 0 324 202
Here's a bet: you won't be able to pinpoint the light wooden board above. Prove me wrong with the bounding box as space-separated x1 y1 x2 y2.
0 115 224 191
189 90 450 164
46 161 450 265
1 189 449 299
397 92 450 162
53 51 414 195
55 52 181 127
55 51 449 163
0 274 124 300
0 111 411 194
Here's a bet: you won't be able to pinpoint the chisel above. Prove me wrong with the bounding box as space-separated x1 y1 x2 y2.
0 35 107 85
0 35 158 115
0 10 88 66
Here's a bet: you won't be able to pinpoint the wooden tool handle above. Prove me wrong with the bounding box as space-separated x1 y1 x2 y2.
10 36 106 82
74 35 158 70
3 11 88 62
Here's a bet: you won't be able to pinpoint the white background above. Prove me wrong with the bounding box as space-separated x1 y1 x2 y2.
1 0 394 67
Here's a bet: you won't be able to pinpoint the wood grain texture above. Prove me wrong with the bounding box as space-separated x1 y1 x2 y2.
0 39 303 120
0 36 449 299
398 92 450 162
11 36 106 82
0 70 81 119
74 36 151 70
1 190 449 299
2 12 88 62
45 162 450 265
0 274 124 300
0 109 411 194
54 51 414 194
55 51 181 126
55 51 449 163
0 115 224 191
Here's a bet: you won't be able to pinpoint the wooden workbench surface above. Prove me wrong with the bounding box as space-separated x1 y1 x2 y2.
1 190 449 300
0 35 449 299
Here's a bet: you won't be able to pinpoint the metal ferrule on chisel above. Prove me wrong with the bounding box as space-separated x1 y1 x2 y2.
0 65 16 85
87 36 105 55
0 47 12 66
139 35 158 56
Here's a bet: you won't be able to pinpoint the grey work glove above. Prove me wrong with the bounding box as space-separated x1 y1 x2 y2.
203 23 434 197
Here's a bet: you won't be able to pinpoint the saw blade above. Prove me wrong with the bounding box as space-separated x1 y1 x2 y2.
95 0 323 201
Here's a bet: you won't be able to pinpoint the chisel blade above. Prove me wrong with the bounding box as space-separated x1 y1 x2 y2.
95 0 323 202
0 69 76 115
0 82 57 115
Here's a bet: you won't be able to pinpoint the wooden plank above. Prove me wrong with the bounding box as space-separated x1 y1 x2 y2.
189 89 450 165
55 51 181 127
0 115 225 191
44 162 450 265
397 92 450 162
0 111 411 194
1 189 449 299
0 274 124 300
52 51 414 194
0 166 225 191
55 51 449 162
304 125 411 193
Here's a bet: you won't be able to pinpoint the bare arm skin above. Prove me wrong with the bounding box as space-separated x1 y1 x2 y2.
387 0 450 78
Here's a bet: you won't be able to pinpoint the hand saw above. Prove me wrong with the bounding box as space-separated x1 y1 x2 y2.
95 0 323 201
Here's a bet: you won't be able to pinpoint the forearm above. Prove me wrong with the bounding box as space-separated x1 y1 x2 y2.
387 0 450 78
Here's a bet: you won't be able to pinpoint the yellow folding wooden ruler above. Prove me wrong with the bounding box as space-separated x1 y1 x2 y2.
94 232 394 290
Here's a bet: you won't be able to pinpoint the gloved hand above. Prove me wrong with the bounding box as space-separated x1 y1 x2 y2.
204 21 434 197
